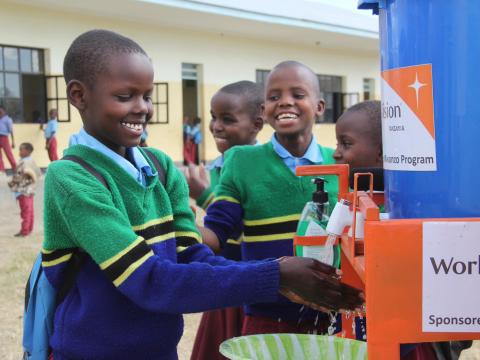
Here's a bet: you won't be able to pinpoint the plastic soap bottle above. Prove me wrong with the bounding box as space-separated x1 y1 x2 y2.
296 178 339 266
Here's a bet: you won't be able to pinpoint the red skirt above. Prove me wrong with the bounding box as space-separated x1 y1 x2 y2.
191 307 244 360
183 138 197 165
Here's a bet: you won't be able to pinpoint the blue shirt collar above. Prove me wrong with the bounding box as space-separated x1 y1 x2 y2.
271 134 323 163
207 155 224 170
207 140 261 170
69 128 154 185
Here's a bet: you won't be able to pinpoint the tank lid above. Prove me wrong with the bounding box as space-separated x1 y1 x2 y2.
358 0 381 15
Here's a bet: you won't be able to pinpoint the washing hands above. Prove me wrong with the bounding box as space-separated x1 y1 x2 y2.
278 256 364 313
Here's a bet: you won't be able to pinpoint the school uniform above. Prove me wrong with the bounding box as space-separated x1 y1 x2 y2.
44 118 58 161
0 113 16 171
205 135 339 335
8 156 41 235
42 129 280 359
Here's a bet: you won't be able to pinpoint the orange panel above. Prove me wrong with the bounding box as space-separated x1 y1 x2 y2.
364 218 480 360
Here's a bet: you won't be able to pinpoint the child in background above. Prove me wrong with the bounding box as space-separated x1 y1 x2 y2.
8 142 41 237
333 100 382 170
192 116 202 164
43 108 59 161
185 81 264 212
183 116 201 165
0 105 16 173
42 30 362 359
187 80 264 360
202 61 348 336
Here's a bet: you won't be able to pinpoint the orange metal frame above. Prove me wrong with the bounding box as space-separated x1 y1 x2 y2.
295 164 480 359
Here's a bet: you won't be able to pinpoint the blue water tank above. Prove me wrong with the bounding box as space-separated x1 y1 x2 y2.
359 0 480 219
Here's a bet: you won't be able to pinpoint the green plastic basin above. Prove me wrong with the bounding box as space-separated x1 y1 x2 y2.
220 333 367 360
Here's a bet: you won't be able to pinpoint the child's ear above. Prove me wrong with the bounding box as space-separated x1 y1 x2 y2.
253 115 264 133
67 80 88 111
316 99 326 116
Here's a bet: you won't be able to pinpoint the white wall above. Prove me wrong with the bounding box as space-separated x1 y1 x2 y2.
0 1 380 166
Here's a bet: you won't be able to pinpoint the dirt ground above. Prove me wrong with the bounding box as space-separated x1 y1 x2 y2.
0 173 200 360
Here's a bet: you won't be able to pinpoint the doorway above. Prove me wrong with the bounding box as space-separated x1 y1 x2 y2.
182 63 202 164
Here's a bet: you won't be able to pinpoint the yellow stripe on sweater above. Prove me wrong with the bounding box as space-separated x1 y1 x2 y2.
100 236 144 270
132 215 174 231
244 232 296 243
243 214 300 226
42 253 73 267
146 232 176 245
176 246 188 253
113 252 153 287
175 231 202 243
226 235 243 245
200 193 215 209
212 196 240 204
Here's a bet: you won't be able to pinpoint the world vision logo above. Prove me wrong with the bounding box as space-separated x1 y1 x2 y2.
382 64 435 139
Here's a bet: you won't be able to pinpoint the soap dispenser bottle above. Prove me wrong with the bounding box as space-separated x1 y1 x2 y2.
296 178 338 266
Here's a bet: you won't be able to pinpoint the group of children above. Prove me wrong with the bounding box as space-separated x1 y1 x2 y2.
10 26 407 359
183 61 382 358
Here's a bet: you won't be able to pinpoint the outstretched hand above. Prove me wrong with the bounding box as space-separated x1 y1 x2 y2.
182 164 210 200
278 256 364 313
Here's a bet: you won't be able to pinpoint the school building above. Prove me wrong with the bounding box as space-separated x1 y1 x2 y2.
0 0 379 167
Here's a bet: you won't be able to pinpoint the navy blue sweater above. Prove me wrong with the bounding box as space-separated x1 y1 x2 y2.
42 146 280 359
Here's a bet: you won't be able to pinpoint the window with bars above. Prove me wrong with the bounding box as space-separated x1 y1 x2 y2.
255 69 270 85
46 75 71 122
363 78 375 100
150 82 169 124
0 45 45 123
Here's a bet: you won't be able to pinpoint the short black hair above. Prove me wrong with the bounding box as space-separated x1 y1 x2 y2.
218 80 264 119
267 60 321 99
63 29 148 88
20 142 34 153
344 100 382 146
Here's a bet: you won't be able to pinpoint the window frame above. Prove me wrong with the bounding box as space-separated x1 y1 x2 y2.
149 81 169 125
45 75 71 123
0 44 46 123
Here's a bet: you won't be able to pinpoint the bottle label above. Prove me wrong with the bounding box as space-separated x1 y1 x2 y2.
302 245 334 266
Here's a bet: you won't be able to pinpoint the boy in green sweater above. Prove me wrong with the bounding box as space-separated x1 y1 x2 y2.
188 81 264 360
203 60 346 335
42 31 362 359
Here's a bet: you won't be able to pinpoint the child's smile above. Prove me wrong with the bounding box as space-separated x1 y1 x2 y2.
264 65 324 138
80 52 154 156
210 91 260 154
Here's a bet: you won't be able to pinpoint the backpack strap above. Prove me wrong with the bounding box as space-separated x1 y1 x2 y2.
54 151 164 303
53 155 111 305
62 155 109 190
143 148 166 186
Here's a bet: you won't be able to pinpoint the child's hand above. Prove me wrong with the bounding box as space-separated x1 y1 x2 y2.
278 256 364 312
183 164 210 200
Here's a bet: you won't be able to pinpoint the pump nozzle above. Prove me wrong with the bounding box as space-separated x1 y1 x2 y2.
326 199 352 236
312 178 328 203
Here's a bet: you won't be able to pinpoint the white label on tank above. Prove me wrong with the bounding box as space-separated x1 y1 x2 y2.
423 222 480 332
381 64 437 171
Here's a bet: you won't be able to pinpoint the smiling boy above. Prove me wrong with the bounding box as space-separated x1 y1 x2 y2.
202 61 347 335
42 32 362 359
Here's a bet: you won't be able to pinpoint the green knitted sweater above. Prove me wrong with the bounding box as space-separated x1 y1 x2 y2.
42 145 280 359
205 142 338 320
